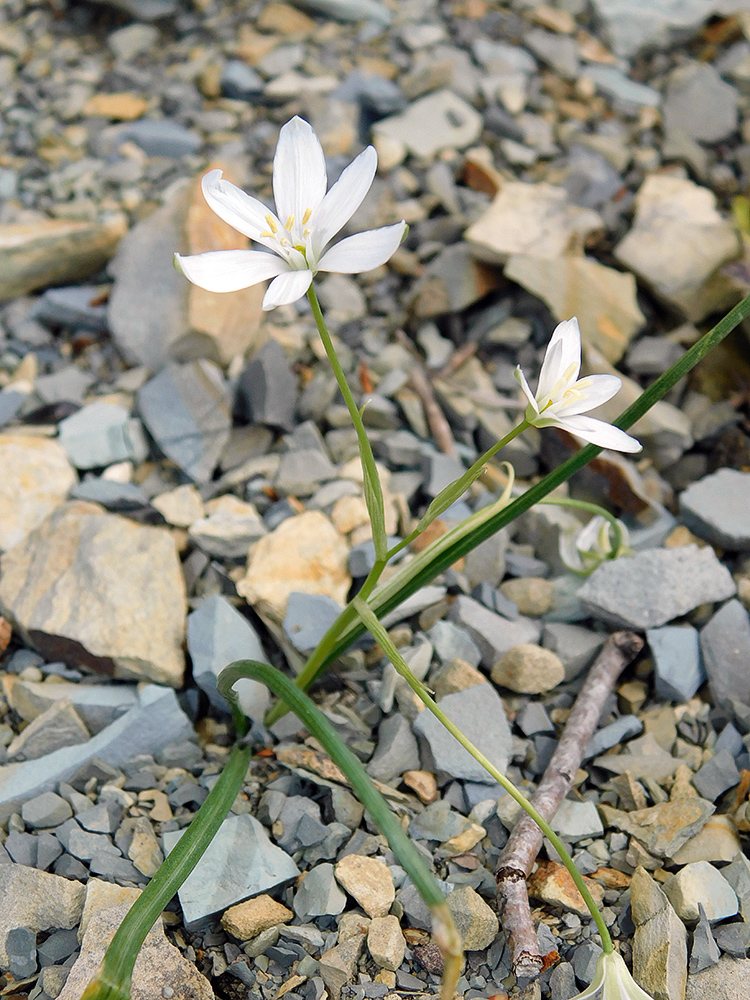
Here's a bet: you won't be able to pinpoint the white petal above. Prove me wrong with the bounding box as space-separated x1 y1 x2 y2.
557 374 622 415
514 365 540 415
174 250 286 293
273 117 327 231
556 414 642 453
538 317 581 398
262 268 313 310
312 146 378 254
201 169 278 249
316 222 406 273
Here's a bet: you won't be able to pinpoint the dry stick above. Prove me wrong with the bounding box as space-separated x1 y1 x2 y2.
495 631 644 978
407 362 457 457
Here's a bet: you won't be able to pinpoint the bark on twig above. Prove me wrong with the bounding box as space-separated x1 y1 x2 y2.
407 363 457 457
495 630 644 977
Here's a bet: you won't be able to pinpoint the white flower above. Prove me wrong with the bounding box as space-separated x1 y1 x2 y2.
571 951 654 1000
514 318 641 453
560 514 630 575
174 116 406 310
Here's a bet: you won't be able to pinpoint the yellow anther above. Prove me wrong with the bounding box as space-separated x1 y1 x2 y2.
302 208 312 224
285 214 295 231
303 227 311 237
264 213 278 234
259 231 274 238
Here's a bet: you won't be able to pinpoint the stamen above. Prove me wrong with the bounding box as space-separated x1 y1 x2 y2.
264 213 278 234
259 231 274 238
279 236 290 246
302 208 312 224
285 214 295 231
303 227 311 237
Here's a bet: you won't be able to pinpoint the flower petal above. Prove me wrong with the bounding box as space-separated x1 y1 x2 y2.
273 116 327 232
262 268 313 310
538 317 581 399
174 249 286 293
556 414 642 453
316 221 406 273
514 365 540 415
312 146 378 254
201 169 278 249
557 374 622 415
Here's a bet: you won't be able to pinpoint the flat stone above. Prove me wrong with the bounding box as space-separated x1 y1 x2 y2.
691 903 721 973
36 926 79 967
578 544 736 629
238 510 350 623
0 684 191 823
70 479 150 512
491 643 565 694
527 860 604 917
151 484 204 527
693 749 741 801
0 435 77 551
583 715 644 761
647 625 704 703
0 501 186 686
21 792 73 830
663 861 739 923
448 594 541 667
319 934 364 1000
600 798 715 858
498 577 555 617
58 402 148 470
541 623 605 680
5 926 36 979
189 495 266 559
367 914 405 971
663 61 738 144
714 922 750 958
335 854 394 917
374 89 482 159
630 866 688 1000
221 895 293 940
79 879 141 939
8 679 138 734
294 863 347 921
57 903 212 1000
413 682 512 783
367 713 420 784
187 593 269 722
0 216 126 303
430 658 485 698
236 339 298 433
672 815 743 865
445 885 498 951
138 360 231 484
408 243 500 318
721 853 750 922
282 592 345 654
0 865 85 969
701 600 750 717
681 469 750 551
7 700 89 762
686 955 750 999
550 800 604 842
614 174 740 322
163 814 299 929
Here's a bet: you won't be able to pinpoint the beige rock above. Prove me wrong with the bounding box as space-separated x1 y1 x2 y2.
686 956 750 1000
408 243 500 318
127 817 164 877
0 435 77 550
614 173 741 322
367 915 406 971
238 510 350 622
600 797 715 858
402 769 438 804
0 501 186 687
527 860 604 917
431 658 485 697
491 643 565 694
79 878 141 939
504 253 645 363
670 815 743 865
83 93 149 119
465 181 602 265
0 215 126 302
319 934 364 1000
221 895 293 940
335 854 395 918
440 822 486 857
60 904 212 1000
663 861 738 923
188 495 266 559
374 89 482 160
0 865 85 966
7 698 89 761
331 494 370 535
631 866 688 1000
445 885 499 950
499 577 555 617
151 484 205 527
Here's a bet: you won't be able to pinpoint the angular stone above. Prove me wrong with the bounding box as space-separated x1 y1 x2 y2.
238 510 350 623
0 435 77 551
578 544 735 629
527 860 604 917
647 625 704 703
7 701 89 762
335 854 395 917
408 243 500 318
671 815 743 866
701 600 750 716
681 469 750 551
221 895 293 940
0 502 186 686
721 853 750 922
9 679 138 734
5 926 36 979
236 339 298 433
0 216 126 303
663 861 738 924
58 402 148 470
445 885 498 951
663 62 738 144
499 577 555 617
631 866 688 1000
282 592 345 654
151 484 205 528
413 682 512 783
188 495 266 559
162 814 299 928
691 903 721 973
0 865 85 969
138 360 231 484
294 863 347 921
491 643 565 694
693 749 741 802
600 798 715 858
79 879 141 939
367 713 420 784
367 914 405 971
187 594 269 722
427 619 482 669
21 791 73 830
319 934 364 1000
686 955 750 1000
57 903 212 1000
541 622 605 681
448 594 541 667
614 174 740 322
550 800 604 842
374 89 482 159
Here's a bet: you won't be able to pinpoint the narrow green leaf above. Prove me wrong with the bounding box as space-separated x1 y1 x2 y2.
357 404 388 561
414 463 487 534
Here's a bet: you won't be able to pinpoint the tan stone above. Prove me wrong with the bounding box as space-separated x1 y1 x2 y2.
7 699 89 761
221 895 293 940
686 956 750 1000
367 915 406 971
151 484 205 527
440 822 486 857
491 643 565 694
0 435 77 550
238 510 350 622
432 658 485 697
319 934 364 1000
527 860 604 917
331 494 370 534
335 854 395 918
0 865 85 966
80 879 141 940
83 93 149 120
671 815 742 865
499 577 555 617
127 817 164 877
402 769 438 804
256 1 315 34
445 884 499 950
0 216 126 302
600 797 715 858
0 501 186 686
631 867 687 1000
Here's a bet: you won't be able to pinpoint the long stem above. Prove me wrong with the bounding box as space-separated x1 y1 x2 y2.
354 597 614 952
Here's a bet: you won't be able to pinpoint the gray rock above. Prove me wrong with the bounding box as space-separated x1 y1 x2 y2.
701 600 750 716
37 927 78 967
5 926 36 979
283 592 344 654
108 23 159 60
77 801 123 835
275 450 337 496
293 863 347 921
89 852 145 883
413 682 512 783
663 861 739 923
275 797 326 853
549 800 604 842
631 866 688 1000
21 792 73 830
572 940 602 985
162 814 299 928
578 545 736 629
647 625 704 702
333 70 406 117
525 28 579 78
0 390 23 427
367 713 420 784
680 469 750 550
541 622 605 680
55 818 118 862
221 61 264 100
590 0 723 58
691 903 721 973
448 595 541 667
35 367 95 406
0 865 85 970
722 853 750 922
236 340 298 433
36 832 63 871
138 360 231 483
0 685 192 823
380 585 446 628
663 61 738 144
714 922 750 958
9 679 138 735
110 119 201 158
5 831 38 866
70 479 151 512
693 749 741 801
583 715 644 762
420 451 468 499
549 961 578 1000
349 538 401 577
374 89 482 159
427 619 481 670
373 430 424 468
32 286 108 332
7 701 90 763
187 594 270 723
291 0 391 25
584 65 661 108
686 955 750 1000
397 878 453 931
515 700 554 737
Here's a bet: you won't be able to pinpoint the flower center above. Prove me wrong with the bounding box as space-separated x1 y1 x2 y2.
260 207 315 269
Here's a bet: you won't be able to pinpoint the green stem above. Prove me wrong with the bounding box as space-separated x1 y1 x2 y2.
354 597 614 952
539 496 625 559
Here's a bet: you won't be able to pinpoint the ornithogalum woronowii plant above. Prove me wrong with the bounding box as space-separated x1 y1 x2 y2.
84 115 750 1000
